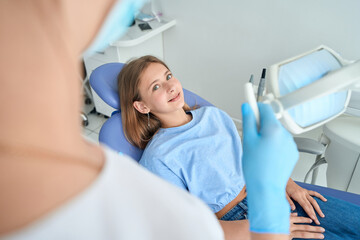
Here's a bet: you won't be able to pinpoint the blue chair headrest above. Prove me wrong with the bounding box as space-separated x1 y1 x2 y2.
89 62 125 109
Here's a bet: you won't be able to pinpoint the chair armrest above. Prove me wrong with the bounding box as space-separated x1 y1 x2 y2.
294 137 326 155
296 181 360 206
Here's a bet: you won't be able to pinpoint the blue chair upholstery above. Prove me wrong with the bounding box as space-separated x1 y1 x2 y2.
89 62 123 110
296 181 360 206
90 62 360 206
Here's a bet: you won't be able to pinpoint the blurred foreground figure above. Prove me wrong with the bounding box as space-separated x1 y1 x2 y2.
0 1 297 240
0 1 223 239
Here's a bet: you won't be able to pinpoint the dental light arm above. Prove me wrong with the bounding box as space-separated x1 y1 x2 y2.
274 60 360 112
245 46 360 134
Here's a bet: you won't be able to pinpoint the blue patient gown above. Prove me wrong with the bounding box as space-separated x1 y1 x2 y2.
140 106 245 213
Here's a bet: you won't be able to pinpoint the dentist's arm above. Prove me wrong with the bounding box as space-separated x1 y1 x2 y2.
241 103 299 240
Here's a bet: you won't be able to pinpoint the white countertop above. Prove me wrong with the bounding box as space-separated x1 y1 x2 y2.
110 18 176 47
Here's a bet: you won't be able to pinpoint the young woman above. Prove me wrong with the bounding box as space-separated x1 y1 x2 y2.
118 55 360 240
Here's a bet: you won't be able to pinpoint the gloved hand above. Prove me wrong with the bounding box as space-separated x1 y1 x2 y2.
241 103 299 234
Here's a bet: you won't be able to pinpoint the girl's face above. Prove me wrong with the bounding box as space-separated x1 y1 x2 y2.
133 63 185 118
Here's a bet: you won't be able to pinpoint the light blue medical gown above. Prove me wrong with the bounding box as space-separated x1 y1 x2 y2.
140 106 245 213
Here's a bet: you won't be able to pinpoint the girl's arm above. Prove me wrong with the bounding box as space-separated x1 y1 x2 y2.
219 220 250 240
219 220 288 240
250 233 288 240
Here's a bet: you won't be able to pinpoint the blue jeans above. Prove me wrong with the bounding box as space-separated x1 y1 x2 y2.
220 198 248 221
220 196 360 240
293 195 360 240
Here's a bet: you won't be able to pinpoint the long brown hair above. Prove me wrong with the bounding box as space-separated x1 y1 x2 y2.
118 55 191 149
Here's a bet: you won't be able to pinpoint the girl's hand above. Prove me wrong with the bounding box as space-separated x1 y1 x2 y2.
286 179 327 225
289 213 325 239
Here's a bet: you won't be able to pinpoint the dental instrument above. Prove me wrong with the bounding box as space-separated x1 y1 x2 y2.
244 82 260 128
249 74 254 84
256 68 266 101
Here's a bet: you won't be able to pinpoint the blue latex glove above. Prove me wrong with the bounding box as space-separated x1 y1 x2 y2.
241 103 299 234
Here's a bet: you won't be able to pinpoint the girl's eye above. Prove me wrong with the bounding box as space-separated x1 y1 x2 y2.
166 74 172 80
153 84 160 91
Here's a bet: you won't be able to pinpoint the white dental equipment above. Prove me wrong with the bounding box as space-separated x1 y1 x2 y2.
245 45 360 134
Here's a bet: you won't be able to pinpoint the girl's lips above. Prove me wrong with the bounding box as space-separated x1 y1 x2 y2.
169 92 180 102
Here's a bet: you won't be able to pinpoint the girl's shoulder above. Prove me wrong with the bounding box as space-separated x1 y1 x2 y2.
193 106 230 119
191 105 218 115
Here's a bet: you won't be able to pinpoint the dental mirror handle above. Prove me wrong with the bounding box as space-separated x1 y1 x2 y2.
244 82 260 128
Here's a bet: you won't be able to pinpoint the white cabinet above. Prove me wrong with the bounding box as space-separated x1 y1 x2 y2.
323 115 360 194
84 18 176 116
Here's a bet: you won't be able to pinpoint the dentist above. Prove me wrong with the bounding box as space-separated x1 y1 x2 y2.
0 0 298 239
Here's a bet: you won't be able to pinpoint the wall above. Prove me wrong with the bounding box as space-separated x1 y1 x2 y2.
158 0 360 121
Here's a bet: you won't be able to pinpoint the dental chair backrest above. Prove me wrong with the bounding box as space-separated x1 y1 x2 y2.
90 62 213 162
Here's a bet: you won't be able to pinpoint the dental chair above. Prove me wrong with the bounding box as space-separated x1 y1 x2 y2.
90 62 360 206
